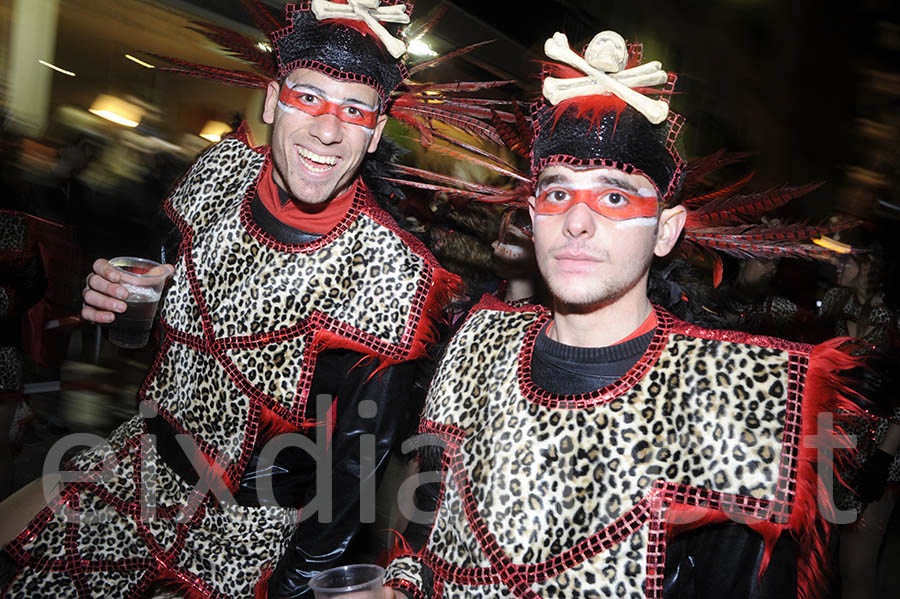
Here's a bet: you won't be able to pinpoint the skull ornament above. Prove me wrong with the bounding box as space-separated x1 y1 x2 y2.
584 31 628 73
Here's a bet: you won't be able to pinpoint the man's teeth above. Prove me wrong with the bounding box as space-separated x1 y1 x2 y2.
297 147 338 170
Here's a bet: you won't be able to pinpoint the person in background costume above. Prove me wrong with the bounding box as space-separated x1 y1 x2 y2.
0 1 515 597
819 251 900 599
383 30 876 599
0 211 82 500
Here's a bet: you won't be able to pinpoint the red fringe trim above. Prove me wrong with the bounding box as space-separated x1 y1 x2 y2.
793 338 866 599
378 527 414 566
257 404 301 445
409 267 464 360
185 434 240 495
254 563 274 599
665 337 866 598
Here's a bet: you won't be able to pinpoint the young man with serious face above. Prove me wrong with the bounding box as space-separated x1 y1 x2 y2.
384 31 873 599
529 165 685 347
0 3 462 598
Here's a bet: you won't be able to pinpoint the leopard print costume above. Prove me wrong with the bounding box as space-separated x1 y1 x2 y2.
386 298 859 599
4 132 458 599
819 286 900 511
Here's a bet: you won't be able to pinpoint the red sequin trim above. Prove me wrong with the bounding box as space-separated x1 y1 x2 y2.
385 578 427 599
670 316 813 353
517 304 672 409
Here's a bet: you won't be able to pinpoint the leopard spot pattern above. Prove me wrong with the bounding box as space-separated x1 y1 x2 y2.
6 414 294 598
0 212 26 252
0 346 23 390
416 307 793 598
145 346 248 466
150 136 433 469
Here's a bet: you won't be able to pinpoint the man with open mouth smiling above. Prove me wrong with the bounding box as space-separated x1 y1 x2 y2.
264 68 387 211
2 3 465 599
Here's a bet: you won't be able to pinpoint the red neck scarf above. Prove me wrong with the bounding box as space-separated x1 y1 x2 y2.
257 161 356 235
616 310 658 344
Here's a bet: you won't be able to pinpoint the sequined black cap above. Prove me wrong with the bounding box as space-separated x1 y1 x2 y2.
272 1 411 106
530 99 685 203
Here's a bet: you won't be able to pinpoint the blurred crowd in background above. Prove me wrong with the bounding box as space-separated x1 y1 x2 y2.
1 0 899 595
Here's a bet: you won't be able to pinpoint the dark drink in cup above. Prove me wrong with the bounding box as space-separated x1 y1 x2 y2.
108 285 162 348
107 257 168 349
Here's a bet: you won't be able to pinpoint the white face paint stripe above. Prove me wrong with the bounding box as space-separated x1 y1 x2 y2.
614 216 659 228
277 100 299 114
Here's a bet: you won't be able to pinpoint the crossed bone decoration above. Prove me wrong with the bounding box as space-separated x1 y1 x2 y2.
543 31 670 124
311 0 411 58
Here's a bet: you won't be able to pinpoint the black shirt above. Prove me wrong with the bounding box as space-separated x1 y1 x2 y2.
531 320 654 394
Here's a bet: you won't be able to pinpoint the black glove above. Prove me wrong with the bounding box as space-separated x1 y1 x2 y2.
857 448 894 504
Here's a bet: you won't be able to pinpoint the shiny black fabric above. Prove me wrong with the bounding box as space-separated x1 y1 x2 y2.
249 190 321 245
531 100 679 198
273 2 408 101
263 353 416 598
663 524 796 599
149 350 415 598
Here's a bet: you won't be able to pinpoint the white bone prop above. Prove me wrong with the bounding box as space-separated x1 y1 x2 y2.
584 31 628 72
543 63 668 98
311 0 411 58
542 32 670 124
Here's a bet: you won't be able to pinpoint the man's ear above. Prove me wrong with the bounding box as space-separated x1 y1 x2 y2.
367 114 389 153
262 80 280 125
654 204 686 257
527 196 536 223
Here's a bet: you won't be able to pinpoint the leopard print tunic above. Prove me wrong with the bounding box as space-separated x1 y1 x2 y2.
4 133 455 599
148 133 447 480
386 299 829 599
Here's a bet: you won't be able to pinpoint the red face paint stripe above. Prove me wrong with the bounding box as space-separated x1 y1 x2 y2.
534 187 659 219
278 85 378 128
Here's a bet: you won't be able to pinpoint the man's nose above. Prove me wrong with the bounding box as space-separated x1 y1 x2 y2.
562 201 596 238
308 112 343 145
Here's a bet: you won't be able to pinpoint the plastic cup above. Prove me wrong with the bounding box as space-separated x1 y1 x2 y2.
107 256 168 349
308 564 385 598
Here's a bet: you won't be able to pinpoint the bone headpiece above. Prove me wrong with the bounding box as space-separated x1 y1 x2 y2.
311 0 411 58
531 31 685 203
272 1 413 105
542 31 669 124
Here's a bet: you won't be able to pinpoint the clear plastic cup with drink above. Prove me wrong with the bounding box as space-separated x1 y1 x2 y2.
107 256 168 349
308 564 385 598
